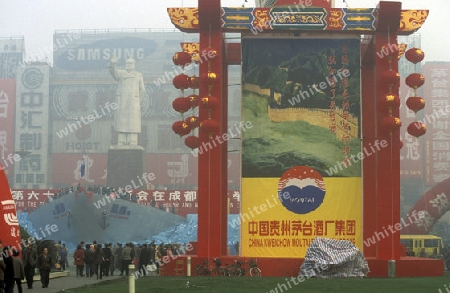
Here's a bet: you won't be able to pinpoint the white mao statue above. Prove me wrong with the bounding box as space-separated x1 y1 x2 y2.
108 55 146 147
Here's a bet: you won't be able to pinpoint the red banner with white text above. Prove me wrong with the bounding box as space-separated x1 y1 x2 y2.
11 189 241 217
0 167 21 249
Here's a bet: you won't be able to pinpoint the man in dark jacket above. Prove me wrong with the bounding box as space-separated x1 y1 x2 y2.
120 243 133 276
12 249 24 293
114 243 122 273
139 244 149 276
3 246 15 293
102 244 113 277
148 242 156 263
22 241 37 289
37 247 52 288
84 244 95 277
93 244 104 280
0 241 5 293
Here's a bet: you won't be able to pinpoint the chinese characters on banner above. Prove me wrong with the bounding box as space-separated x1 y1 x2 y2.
11 189 240 217
0 79 16 177
242 178 361 257
247 219 357 248
328 49 337 134
399 78 422 177
341 44 351 163
14 65 50 188
423 63 450 185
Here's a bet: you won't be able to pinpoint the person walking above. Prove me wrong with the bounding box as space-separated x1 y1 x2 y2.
148 242 156 264
101 244 112 277
37 247 52 288
93 244 104 280
21 241 37 289
120 243 133 276
84 244 95 277
64 244 70 269
0 241 6 293
3 246 15 293
109 243 115 276
58 244 68 271
12 249 24 293
114 243 122 273
139 244 149 276
73 245 85 277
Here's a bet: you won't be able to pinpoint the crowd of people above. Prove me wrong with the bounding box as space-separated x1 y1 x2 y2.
71 240 185 278
0 238 188 291
0 239 52 291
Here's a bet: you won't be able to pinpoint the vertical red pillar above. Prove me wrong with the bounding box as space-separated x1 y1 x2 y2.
374 1 402 260
197 0 228 257
361 37 377 258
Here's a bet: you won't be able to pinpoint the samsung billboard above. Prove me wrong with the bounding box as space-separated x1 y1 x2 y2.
54 37 157 71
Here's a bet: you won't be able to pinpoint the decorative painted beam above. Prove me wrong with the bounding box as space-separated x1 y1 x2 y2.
167 7 428 35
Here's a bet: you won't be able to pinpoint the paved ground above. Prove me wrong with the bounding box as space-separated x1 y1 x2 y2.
20 265 125 293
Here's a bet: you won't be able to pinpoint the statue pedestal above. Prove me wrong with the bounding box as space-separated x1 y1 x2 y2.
106 146 144 188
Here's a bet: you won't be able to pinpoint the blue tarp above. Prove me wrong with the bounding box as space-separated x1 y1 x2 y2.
18 212 241 254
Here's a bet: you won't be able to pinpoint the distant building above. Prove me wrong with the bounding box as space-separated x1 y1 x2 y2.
3 29 242 189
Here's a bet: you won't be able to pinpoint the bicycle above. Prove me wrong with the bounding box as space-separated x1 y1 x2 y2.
248 259 262 277
195 258 227 276
227 259 245 276
228 259 262 277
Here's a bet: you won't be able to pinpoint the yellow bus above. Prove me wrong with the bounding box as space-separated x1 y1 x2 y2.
400 234 445 257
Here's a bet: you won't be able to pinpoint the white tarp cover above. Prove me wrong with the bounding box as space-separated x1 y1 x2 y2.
299 237 369 278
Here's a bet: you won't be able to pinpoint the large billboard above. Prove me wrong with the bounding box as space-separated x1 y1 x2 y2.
15 65 50 189
423 62 450 186
241 37 362 257
0 79 16 183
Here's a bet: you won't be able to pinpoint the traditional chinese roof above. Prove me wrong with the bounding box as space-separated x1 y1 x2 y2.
167 7 428 35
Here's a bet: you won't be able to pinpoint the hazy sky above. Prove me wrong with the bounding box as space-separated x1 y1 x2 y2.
0 0 448 62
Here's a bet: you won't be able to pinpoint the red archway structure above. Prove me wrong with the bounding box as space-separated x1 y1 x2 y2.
167 1 442 277
0 166 22 252
402 177 450 234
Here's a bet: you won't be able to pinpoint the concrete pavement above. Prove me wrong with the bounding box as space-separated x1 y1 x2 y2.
20 265 124 293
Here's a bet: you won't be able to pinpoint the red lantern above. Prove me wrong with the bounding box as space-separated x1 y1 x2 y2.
172 121 191 137
200 119 220 136
202 71 219 85
406 96 425 113
382 69 400 85
381 116 401 132
405 73 425 89
187 94 199 109
200 95 220 110
185 116 200 129
173 74 190 90
378 93 400 109
172 52 192 67
405 48 425 64
184 135 199 149
189 76 199 89
172 97 191 114
407 122 426 138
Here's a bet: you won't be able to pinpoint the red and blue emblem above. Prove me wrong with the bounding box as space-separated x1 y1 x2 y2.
277 166 326 214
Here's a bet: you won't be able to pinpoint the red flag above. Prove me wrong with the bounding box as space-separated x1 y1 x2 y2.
0 164 22 251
